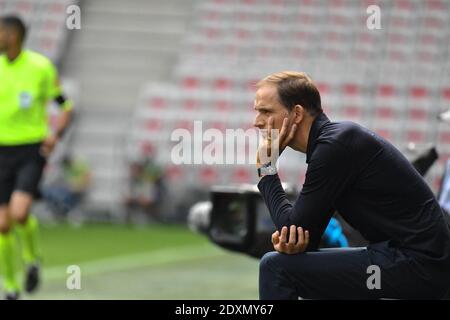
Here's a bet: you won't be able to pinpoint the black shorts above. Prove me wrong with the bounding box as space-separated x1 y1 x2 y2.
0 143 46 205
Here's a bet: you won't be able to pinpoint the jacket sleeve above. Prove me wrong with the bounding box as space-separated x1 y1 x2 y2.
257 141 354 250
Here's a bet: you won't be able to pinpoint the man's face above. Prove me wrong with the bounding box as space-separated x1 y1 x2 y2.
0 23 8 52
253 85 291 136
0 22 7 52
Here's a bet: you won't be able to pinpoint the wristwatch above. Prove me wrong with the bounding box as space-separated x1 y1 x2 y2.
257 161 277 178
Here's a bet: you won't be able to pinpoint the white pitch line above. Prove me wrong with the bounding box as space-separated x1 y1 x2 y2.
43 243 226 280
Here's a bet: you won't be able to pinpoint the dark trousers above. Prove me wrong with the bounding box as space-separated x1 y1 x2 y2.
259 243 450 300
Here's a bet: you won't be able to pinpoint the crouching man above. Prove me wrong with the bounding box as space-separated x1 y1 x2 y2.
254 71 450 299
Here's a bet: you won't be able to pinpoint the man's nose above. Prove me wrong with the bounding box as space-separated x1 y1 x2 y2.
253 116 264 129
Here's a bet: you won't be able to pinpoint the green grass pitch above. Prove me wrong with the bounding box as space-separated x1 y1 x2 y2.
21 223 259 300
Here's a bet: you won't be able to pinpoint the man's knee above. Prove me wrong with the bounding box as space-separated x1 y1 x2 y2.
260 251 311 284
259 252 285 296
259 251 305 300
9 191 33 224
260 251 284 274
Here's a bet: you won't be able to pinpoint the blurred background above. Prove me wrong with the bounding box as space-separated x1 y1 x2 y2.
0 0 449 299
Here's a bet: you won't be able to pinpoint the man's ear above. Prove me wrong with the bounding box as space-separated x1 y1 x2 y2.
292 105 305 124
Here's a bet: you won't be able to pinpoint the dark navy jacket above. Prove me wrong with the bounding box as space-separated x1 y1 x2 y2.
258 113 450 271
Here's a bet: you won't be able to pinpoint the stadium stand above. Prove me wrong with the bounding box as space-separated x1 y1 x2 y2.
56 0 200 216
129 0 450 216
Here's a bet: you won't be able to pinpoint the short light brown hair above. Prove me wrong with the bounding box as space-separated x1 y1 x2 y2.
256 71 323 116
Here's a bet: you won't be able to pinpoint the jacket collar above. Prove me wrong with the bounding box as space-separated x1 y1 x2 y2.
306 113 330 163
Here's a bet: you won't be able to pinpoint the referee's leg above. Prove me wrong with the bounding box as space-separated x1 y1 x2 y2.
0 150 22 297
0 200 21 296
259 244 448 299
10 145 46 294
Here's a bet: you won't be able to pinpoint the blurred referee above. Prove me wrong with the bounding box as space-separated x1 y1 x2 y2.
0 15 72 299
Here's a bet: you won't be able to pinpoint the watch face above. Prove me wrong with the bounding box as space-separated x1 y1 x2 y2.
268 167 277 174
259 165 276 177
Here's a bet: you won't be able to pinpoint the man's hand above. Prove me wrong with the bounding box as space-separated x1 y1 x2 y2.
40 135 59 157
272 225 309 254
257 117 297 168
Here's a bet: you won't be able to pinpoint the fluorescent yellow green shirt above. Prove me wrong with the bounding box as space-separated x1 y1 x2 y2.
0 50 64 145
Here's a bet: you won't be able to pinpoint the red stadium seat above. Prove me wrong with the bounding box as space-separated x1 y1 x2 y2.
48 2 65 14
394 0 415 11
183 99 200 111
375 106 395 120
316 82 331 94
425 0 447 11
438 132 450 144
378 85 396 97
406 129 426 144
270 0 285 6
146 119 162 132
233 167 251 183
14 1 32 13
424 16 446 29
408 108 427 121
268 13 282 24
200 167 218 184
193 44 206 54
205 10 219 21
236 28 251 40
205 27 221 39
149 97 167 109
410 86 428 99
182 77 199 90
342 83 360 96
175 120 194 133
43 19 60 32
165 165 184 180
330 14 351 27
246 79 259 92
376 129 394 141
442 88 450 101
343 105 362 119
214 99 232 112
213 78 232 91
